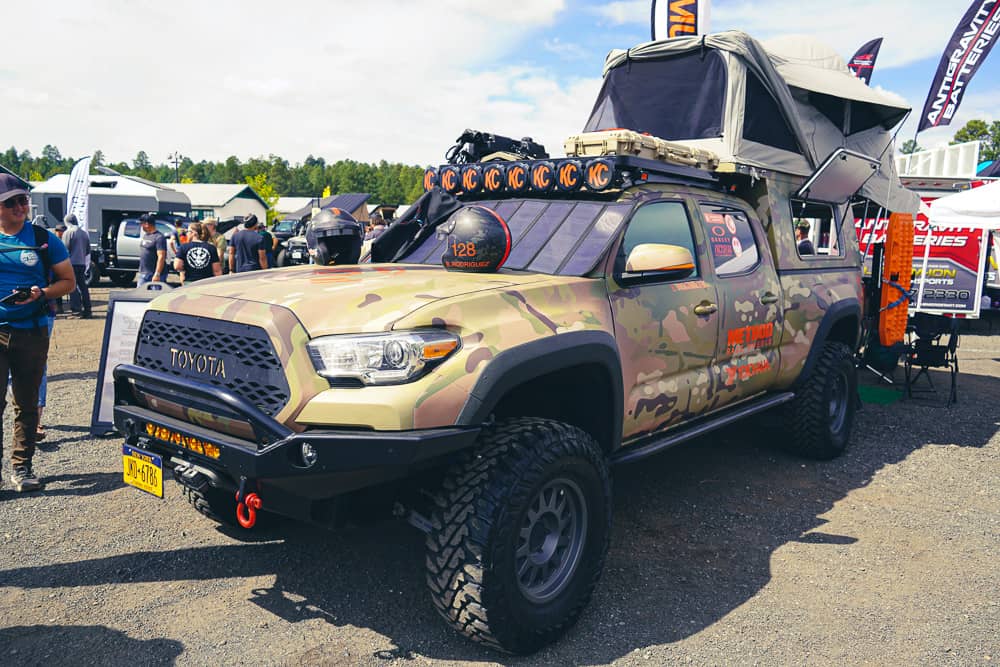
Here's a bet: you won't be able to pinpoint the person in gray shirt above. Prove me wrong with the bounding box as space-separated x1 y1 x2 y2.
61 214 92 318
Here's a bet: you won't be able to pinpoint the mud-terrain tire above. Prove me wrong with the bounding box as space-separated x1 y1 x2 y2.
784 341 857 460
425 418 612 654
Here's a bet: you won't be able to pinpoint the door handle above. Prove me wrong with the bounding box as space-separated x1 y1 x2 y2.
693 301 718 316
760 292 779 304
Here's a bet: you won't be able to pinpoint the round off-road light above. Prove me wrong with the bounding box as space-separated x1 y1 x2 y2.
483 164 506 193
506 163 529 193
585 159 614 191
440 166 461 193
530 161 555 192
423 168 438 191
461 165 483 194
301 442 318 467
555 160 583 192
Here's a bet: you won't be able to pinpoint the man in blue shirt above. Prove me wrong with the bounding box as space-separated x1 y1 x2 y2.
0 174 75 492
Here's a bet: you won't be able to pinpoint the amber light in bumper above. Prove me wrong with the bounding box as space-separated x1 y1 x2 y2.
146 423 221 459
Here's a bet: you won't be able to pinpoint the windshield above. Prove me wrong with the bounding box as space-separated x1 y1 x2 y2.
402 199 632 276
275 221 296 233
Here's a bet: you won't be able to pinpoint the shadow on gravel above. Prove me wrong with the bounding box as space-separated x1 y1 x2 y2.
0 369 996 664
46 371 99 383
0 625 183 665
35 471 121 497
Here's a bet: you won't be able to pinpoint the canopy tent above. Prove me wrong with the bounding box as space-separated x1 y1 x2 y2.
584 31 918 213
928 180 1000 229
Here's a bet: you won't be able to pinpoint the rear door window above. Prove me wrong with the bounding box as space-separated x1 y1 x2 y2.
699 203 760 276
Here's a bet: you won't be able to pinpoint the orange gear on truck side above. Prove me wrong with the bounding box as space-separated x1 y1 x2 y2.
879 212 915 346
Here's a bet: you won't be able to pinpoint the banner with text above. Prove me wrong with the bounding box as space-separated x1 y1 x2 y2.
856 200 989 315
848 38 883 85
918 0 1000 133
652 0 711 40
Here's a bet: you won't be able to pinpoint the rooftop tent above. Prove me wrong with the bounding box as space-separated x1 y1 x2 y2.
584 31 918 213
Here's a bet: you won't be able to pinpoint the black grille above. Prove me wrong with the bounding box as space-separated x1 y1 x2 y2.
135 311 291 417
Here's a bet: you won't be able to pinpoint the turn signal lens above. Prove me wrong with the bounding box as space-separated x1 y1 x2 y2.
422 340 459 360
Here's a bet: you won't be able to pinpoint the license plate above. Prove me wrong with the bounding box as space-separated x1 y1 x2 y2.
292 251 303 259
123 444 163 498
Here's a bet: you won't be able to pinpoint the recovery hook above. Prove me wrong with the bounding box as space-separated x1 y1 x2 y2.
235 492 263 529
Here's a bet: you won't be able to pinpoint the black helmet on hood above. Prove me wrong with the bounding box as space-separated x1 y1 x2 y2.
306 207 363 265
439 205 511 273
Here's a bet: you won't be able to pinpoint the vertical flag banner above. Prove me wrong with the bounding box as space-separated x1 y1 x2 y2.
66 156 92 232
651 0 711 41
918 0 1000 133
848 38 883 85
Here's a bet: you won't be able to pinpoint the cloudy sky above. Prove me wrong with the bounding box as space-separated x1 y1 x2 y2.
3 0 998 168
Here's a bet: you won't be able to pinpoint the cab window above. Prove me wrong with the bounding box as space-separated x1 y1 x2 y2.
791 199 841 258
616 201 698 278
699 203 759 276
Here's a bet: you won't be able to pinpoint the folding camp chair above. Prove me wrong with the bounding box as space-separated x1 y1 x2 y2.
903 313 959 405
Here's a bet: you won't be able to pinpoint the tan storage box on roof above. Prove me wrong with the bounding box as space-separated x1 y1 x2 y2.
564 129 719 171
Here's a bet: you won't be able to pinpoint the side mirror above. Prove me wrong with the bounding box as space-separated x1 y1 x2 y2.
624 243 695 279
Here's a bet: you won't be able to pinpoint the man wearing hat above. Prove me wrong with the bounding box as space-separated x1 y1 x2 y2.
60 213 92 318
795 220 815 256
0 174 76 492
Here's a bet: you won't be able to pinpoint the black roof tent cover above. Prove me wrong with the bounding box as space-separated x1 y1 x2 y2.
584 50 726 141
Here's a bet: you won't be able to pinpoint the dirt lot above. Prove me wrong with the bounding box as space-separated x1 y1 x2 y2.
0 285 997 666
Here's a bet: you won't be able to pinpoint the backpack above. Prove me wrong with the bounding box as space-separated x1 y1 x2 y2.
31 224 52 283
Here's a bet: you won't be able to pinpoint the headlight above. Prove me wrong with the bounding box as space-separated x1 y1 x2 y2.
307 330 460 385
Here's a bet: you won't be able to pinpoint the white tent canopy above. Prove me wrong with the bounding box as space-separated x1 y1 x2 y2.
928 180 1000 229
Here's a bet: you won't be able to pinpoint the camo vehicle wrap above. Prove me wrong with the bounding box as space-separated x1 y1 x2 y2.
137 173 861 446
144 292 329 431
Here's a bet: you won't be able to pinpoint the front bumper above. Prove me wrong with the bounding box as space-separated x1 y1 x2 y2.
113 364 480 520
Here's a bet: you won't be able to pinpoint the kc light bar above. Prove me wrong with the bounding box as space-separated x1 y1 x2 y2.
424 155 717 198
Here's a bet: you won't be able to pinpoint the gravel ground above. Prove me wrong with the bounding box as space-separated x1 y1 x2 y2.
1 284 997 666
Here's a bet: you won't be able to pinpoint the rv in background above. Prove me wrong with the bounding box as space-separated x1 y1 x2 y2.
29 174 191 286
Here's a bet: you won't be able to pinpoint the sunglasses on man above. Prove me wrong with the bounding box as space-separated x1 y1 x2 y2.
2 195 30 209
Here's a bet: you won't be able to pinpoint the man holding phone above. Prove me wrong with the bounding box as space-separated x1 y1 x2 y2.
0 174 75 492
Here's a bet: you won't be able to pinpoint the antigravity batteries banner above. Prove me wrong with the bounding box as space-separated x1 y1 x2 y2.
856 199 989 315
988 231 1000 289
918 0 1000 133
652 0 711 40
848 38 883 85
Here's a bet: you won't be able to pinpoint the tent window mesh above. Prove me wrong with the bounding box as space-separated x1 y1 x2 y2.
743 74 800 153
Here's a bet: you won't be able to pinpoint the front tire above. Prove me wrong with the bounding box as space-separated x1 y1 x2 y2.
425 418 611 654
783 341 857 459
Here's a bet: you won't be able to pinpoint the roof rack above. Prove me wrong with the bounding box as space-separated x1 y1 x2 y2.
423 155 721 200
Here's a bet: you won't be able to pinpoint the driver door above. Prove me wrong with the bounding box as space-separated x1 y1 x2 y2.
606 198 721 441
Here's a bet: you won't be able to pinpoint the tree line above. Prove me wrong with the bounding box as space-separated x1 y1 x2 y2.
0 146 430 205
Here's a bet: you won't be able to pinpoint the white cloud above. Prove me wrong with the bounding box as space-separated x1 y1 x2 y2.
543 38 589 61
590 0 967 69
0 0 580 167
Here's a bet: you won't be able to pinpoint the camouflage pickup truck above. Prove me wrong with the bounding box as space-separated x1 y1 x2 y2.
114 153 864 653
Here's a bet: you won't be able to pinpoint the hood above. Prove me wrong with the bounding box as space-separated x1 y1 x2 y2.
177 264 550 335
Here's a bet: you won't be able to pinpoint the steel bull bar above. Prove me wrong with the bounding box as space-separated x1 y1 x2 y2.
113 364 481 524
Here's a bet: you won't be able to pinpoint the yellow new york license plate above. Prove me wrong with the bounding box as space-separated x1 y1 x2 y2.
123 444 163 498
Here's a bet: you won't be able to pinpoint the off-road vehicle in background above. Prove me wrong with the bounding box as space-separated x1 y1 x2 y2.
114 32 918 653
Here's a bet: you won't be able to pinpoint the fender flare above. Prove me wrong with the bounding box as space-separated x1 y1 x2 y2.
456 330 624 450
792 298 861 389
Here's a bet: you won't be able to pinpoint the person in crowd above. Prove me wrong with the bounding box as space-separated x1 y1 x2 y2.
258 218 276 268
173 222 222 285
0 174 75 492
167 219 187 256
204 217 228 274
228 214 268 273
60 213 92 318
796 220 815 255
137 214 167 286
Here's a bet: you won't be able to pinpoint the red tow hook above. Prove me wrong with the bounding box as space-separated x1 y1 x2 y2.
235 492 262 529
